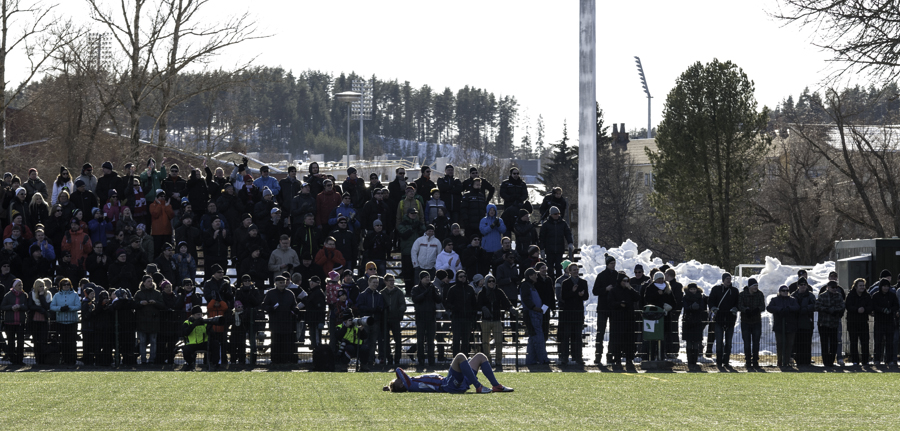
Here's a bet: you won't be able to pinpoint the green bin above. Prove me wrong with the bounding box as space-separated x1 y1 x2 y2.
642 305 666 341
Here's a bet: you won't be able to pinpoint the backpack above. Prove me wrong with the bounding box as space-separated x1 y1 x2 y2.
312 345 335 372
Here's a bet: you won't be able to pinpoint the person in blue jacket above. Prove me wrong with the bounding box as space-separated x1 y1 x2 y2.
50 277 82 364
384 352 513 393
479 204 505 253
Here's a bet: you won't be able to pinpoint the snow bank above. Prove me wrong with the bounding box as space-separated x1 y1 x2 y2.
578 240 836 355
579 240 835 301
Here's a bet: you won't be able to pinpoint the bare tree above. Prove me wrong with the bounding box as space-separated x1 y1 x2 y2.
86 0 265 158
774 0 900 82
753 133 846 264
0 0 76 158
786 88 900 237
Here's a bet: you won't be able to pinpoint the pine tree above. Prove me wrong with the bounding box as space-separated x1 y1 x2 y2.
648 59 770 269
535 115 546 158
540 120 578 199
519 112 532 158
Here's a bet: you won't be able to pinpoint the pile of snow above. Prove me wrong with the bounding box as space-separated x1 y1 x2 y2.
579 240 835 302
578 240 836 355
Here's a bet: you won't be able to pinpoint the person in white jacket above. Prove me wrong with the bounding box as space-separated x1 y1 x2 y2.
411 224 441 285
435 239 462 282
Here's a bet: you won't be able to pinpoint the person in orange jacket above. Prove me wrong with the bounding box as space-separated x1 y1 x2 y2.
149 189 175 259
207 297 230 371
61 218 92 268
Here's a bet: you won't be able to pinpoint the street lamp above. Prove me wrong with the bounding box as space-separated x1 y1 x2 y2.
634 56 651 139
335 91 362 167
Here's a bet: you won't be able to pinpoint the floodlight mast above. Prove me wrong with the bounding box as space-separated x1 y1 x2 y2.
634 56 651 139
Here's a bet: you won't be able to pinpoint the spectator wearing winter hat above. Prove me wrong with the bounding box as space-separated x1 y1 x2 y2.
538 205 574 280
362 219 389 276
253 185 278 226
88 207 112 248
341 166 367 209
75 163 98 194
738 277 765 367
327 192 360 232
767 284 800 367
140 157 168 202
103 189 123 230
95 161 119 206
792 278 817 366
816 280 845 367
435 238 462 284
436 164 463 221
396 183 424 227
424 188 446 224
134 275 165 365
411 223 440 286
0 278 29 364
125 176 149 226
708 272 740 367
71 178 100 220
479 204 505 253
787 269 809 294
50 277 82 364
870 278 898 365
290 181 316 227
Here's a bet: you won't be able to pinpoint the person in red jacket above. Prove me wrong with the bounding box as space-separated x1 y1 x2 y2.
61 218 92 268
149 189 175 258
314 236 345 274
315 179 342 228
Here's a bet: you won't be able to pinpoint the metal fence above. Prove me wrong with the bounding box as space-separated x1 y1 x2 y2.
2 304 896 369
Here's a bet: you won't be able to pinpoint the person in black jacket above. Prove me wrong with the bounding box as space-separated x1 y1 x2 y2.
643 271 677 361
534 262 556 340
477 274 510 367
845 278 872 365
791 278 816 366
233 275 264 365
559 263 588 365
411 271 442 366
437 165 464 221
707 272 739 367
362 220 390 276
299 275 327 347
663 268 684 360
459 179 487 236
681 283 708 367
870 279 899 365
608 272 640 368
262 275 300 364
767 285 800 367
459 235 490 279
592 255 618 365
445 270 477 357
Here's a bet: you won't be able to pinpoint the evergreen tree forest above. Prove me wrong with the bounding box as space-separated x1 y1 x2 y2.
17 67 521 163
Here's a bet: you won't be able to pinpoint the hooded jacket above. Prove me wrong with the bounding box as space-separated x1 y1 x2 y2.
479 204 505 252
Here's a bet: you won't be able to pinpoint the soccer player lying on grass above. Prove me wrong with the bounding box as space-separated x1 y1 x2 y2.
384 352 514 393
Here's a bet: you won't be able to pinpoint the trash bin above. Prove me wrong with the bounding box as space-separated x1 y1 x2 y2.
642 305 666 341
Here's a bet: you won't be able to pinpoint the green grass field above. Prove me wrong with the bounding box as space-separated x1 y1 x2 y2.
2 371 898 430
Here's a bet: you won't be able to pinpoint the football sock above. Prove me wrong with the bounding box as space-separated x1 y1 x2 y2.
459 361 482 388
480 361 500 387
